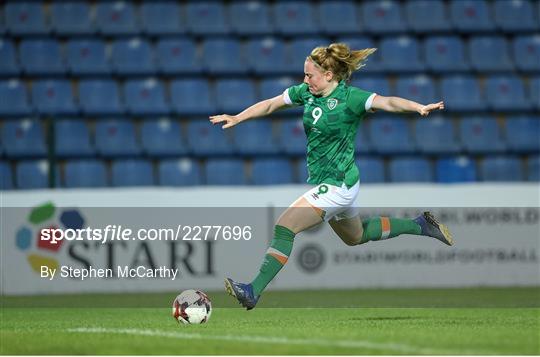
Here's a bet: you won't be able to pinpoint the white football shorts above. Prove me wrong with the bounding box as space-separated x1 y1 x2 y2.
303 181 360 221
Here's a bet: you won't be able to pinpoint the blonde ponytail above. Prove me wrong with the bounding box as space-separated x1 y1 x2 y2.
308 43 376 82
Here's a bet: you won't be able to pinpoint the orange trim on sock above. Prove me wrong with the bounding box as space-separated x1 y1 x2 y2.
269 252 288 265
380 217 391 239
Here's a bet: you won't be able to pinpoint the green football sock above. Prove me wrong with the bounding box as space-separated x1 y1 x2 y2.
251 225 295 296
359 217 422 244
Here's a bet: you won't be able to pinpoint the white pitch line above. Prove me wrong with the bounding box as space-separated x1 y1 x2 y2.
67 327 483 355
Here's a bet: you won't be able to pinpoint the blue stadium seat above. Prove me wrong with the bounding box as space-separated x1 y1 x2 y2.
16 160 60 189
481 156 523 181
231 120 279 155
156 38 202 75
395 75 437 105
0 8 4 35
530 77 540 110
55 119 94 158
415 117 460 154
19 39 65 75
259 77 296 99
0 40 20 76
205 159 246 185
5 2 49 35
252 158 294 185
355 157 385 183
505 116 540 152
494 0 539 33
202 39 247 75
279 119 306 155
66 39 111 75
459 117 506 153
141 119 187 157
186 2 229 35
389 157 433 183
513 35 540 72
112 160 154 187
124 78 169 115
469 36 514 72
379 37 424 72
288 38 330 73
31 80 78 116
64 160 108 188
441 75 486 111
318 1 360 35
436 157 477 183
186 120 234 157
246 38 288 75
405 0 452 33
2 119 46 158
485 75 532 111
355 121 372 154
140 2 184 35
450 0 496 33
0 80 32 116
259 77 303 115
424 36 470 73
527 155 540 181
229 1 273 35
361 0 407 34
0 162 14 190
351 77 390 96
95 120 141 158
111 38 156 75
296 158 309 183
78 79 124 116
215 79 256 113
51 2 94 35
338 37 380 74
369 117 415 154
273 1 318 36
159 158 202 186
170 79 215 115
95 1 139 35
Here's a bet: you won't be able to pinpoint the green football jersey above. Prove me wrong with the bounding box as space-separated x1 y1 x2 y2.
285 81 375 188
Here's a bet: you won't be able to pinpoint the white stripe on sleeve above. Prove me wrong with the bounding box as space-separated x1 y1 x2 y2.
283 88 293 105
365 93 377 111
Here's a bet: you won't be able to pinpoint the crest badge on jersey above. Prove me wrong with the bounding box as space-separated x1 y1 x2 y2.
327 98 338 110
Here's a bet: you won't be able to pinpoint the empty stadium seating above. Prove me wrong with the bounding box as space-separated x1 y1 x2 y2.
1 0 538 190
252 158 294 184
64 160 108 188
389 157 433 183
0 80 32 116
205 159 246 185
480 156 524 181
355 157 385 183
16 160 59 189
436 157 477 183
111 159 154 187
141 119 187 157
159 158 202 186
459 117 506 153
55 119 95 158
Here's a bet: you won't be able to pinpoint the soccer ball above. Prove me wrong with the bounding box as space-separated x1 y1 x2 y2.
172 290 212 324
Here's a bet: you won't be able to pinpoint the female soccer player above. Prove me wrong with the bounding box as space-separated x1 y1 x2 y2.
210 43 453 310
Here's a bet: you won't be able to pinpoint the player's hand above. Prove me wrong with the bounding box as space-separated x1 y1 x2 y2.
418 101 444 116
209 114 239 129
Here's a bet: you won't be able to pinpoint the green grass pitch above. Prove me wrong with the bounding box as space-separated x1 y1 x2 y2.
1 287 539 355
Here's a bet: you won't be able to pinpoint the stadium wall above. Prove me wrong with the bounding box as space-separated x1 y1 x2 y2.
1 183 539 295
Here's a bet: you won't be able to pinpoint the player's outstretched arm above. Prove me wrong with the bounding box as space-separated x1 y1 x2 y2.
371 95 444 117
210 95 288 129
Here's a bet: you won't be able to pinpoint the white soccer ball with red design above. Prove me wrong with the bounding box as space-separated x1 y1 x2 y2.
172 290 212 324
